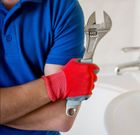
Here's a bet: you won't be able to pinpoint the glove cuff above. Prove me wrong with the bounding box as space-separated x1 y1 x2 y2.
42 71 66 102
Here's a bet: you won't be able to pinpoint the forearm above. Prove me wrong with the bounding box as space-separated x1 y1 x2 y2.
0 79 51 124
4 64 78 132
6 100 78 132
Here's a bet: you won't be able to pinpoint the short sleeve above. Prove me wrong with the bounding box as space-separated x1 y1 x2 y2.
45 0 85 65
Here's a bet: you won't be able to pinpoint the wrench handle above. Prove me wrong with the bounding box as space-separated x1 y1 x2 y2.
66 58 92 117
66 96 90 117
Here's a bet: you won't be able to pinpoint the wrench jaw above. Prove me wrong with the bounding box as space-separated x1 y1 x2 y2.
87 12 96 27
85 11 112 32
104 11 112 31
83 11 112 62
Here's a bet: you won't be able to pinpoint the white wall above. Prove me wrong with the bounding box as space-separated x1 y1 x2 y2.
133 0 140 45
79 0 139 65
62 0 140 135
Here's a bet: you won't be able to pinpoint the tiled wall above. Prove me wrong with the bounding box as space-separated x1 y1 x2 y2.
79 0 139 65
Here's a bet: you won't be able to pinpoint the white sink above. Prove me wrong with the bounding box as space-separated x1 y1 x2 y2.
105 90 140 135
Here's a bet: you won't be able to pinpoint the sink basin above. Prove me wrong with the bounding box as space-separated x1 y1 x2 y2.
104 90 140 135
61 86 121 135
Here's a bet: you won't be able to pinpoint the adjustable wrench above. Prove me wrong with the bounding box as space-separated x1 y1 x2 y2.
66 11 112 116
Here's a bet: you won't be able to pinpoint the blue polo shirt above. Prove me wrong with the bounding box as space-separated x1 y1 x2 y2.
0 0 84 135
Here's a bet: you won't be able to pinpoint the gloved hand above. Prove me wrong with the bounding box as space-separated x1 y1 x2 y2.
42 58 99 102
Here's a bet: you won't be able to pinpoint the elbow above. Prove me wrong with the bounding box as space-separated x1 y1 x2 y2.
60 125 71 132
60 126 71 132
42 111 76 132
58 118 74 132
55 102 79 132
53 112 76 132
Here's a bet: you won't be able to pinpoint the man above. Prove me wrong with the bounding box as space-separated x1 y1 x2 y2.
0 0 99 135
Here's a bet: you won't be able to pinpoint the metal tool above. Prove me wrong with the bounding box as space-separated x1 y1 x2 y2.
66 11 112 117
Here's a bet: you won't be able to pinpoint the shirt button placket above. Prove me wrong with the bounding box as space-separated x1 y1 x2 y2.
4 22 20 58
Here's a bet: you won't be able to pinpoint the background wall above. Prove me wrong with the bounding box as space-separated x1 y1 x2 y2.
62 0 140 135
79 0 140 66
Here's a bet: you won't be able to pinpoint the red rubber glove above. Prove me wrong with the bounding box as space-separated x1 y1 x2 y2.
42 59 99 102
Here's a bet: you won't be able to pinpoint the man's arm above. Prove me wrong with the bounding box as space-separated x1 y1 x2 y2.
6 100 78 132
4 64 78 132
2 61 98 131
0 78 51 124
